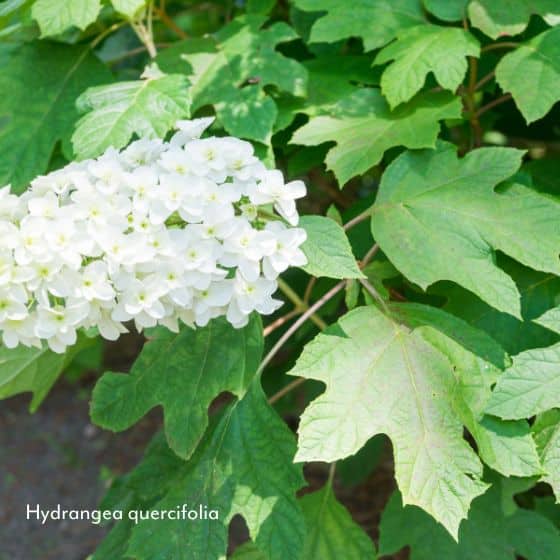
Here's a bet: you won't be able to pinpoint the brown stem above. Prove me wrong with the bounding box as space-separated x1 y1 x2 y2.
268 377 306 404
263 309 300 337
258 281 346 374
343 208 373 231
481 41 519 53
360 243 379 269
474 70 495 91
466 56 483 148
475 93 513 118
156 1 187 39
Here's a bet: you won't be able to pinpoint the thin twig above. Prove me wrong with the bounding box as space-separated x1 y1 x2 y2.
475 93 513 118
343 208 373 231
258 281 345 375
474 70 495 91
360 243 379 269
481 41 519 53
156 0 187 39
90 21 126 49
263 309 300 337
466 56 483 147
359 278 389 311
277 278 327 330
303 277 316 305
268 377 306 404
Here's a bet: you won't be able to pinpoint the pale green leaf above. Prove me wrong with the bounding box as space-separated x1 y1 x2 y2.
496 27 560 123
300 485 377 559
91 316 263 459
380 484 560 560
391 303 541 478
486 341 560 419
375 25 479 108
105 381 305 560
293 0 425 51
288 305 488 538
299 215 364 279
423 0 468 21
0 42 111 191
32 0 101 37
533 410 560 502
534 304 560 334
469 0 560 39
111 0 146 18
72 73 191 159
291 90 461 186
371 143 560 317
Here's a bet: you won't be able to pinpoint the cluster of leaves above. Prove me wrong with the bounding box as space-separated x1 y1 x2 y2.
3 0 560 558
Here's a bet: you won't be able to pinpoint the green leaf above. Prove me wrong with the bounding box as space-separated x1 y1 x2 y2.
0 335 91 412
379 484 560 560
292 0 425 51
91 316 263 459
291 89 461 186
111 0 146 18
534 305 560 334
300 485 377 559
468 0 560 39
496 27 560 124
437 260 560 355
157 16 307 145
32 0 101 37
533 410 560 502
371 143 560 317
288 305 488 538
0 42 112 191
390 302 541 478
231 543 267 559
486 341 560 419
72 72 191 159
375 25 479 108
299 215 363 279
275 55 378 132
423 0 468 21
104 381 305 560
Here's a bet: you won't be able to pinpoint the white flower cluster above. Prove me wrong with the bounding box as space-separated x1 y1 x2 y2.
0 118 307 353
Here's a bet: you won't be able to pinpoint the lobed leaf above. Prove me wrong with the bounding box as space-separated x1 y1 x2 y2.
291 89 461 186
91 316 263 459
371 143 560 317
288 305 488 538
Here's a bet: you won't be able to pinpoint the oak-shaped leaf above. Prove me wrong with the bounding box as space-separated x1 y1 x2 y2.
486 341 560 419
90 316 263 459
157 16 307 145
288 305 488 538
292 0 425 51
291 89 461 186
32 0 101 36
94 380 305 560
496 27 560 124
372 143 560 317
72 72 191 159
375 24 479 108
468 0 560 39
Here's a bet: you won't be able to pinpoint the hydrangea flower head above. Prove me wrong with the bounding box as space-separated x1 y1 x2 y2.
0 119 307 352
